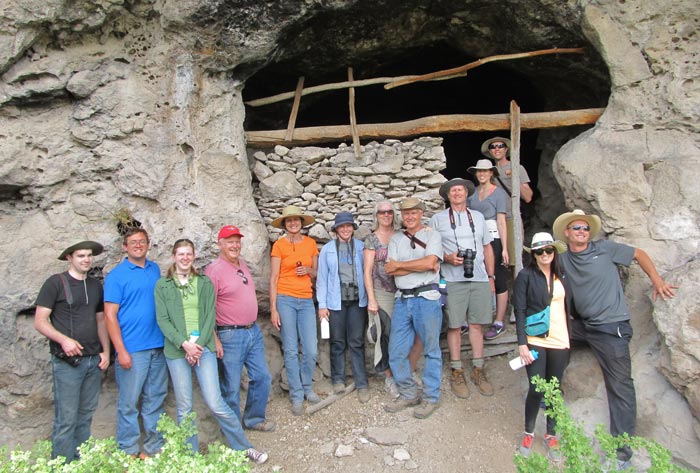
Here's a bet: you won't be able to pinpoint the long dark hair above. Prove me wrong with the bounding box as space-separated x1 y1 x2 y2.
166 239 198 279
528 248 563 279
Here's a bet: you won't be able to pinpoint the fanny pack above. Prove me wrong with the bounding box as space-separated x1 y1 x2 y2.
525 272 554 338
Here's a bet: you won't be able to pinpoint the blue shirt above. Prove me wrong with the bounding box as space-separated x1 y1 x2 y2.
317 238 368 311
104 258 164 353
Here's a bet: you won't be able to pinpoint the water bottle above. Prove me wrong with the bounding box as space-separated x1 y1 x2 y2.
509 349 539 370
320 318 330 339
188 330 200 344
438 278 447 306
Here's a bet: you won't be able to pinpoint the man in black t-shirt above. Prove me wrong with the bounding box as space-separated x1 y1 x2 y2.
34 240 110 462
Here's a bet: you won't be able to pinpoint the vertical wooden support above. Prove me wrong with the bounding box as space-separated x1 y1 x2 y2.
347 67 361 159
285 76 305 142
509 100 524 275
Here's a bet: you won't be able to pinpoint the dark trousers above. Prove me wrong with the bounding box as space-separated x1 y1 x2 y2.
329 300 368 389
570 318 636 461
524 346 570 435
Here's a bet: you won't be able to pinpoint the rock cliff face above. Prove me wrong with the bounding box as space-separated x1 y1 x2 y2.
1 0 698 467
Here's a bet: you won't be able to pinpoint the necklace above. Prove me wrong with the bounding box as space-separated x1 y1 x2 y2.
174 273 195 299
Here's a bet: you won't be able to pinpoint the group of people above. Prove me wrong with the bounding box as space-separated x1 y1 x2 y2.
34 135 677 469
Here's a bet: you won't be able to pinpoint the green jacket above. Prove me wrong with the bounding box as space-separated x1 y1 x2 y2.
155 274 217 359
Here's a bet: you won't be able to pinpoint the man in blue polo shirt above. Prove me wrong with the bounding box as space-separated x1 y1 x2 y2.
104 227 167 458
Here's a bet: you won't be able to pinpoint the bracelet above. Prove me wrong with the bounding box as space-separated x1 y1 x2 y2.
488 275 496 280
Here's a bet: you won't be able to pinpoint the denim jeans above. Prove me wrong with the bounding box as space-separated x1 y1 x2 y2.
217 324 272 428
51 354 101 461
166 348 252 452
115 348 168 455
329 301 368 389
388 296 443 403
276 294 318 404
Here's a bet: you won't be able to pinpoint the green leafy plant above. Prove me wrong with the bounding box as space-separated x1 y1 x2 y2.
514 376 692 472
0 414 250 473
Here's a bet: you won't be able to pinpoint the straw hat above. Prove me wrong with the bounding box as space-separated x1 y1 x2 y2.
467 159 500 176
523 232 567 254
270 205 315 229
481 136 512 158
552 209 602 241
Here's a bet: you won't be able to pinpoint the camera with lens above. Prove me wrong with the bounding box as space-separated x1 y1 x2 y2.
341 282 359 301
457 249 476 279
54 350 82 367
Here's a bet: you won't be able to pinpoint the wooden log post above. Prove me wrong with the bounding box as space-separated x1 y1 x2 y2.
347 67 361 159
509 100 524 275
284 76 305 142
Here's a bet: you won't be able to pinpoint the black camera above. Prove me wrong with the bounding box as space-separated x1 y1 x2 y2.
341 283 359 301
457 249 476 279
55 351 82 367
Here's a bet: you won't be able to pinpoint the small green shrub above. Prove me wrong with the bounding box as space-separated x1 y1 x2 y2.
1 414 250 473
514 376 692 473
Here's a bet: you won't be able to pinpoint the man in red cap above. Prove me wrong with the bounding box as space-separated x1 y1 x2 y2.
204 226 275 432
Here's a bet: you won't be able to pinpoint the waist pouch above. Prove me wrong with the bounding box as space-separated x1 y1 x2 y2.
525 306 550 337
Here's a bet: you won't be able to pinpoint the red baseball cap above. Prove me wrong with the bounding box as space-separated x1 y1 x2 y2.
218 225 244 240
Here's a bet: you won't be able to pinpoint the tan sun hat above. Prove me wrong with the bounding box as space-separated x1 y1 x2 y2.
552 209 602 241
467 159 500 176
481 137 512 158
523 232 567 254
270 205 315 229
398 197 425 211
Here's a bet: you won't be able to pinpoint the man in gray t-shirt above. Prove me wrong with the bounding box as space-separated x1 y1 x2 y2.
553 209 676 467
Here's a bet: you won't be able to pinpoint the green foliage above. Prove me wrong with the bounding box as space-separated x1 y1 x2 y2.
514 376 692 473
0 414 250 473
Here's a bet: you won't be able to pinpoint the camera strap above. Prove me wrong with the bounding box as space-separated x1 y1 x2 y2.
449 207 477 252
403 230 427 249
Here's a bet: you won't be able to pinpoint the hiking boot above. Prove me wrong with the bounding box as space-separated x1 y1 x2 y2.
358 388 370 403
384 396 420 413
460 323 469 336
519 433 534 457
470 367 494 396
544 434 562 462
385 377 400 399
306 391 321 404
450 369 470 399
333 383 345 394
246 448 269 464
291 401 303 416
484 323 505 340
247 420 277 432
413 400 439 419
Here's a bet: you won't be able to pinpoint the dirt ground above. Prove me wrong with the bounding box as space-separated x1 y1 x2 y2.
244 353 544 473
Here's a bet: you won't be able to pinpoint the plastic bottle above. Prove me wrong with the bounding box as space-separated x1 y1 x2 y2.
188 330 200 344
320 318 330 339
509 349 539 370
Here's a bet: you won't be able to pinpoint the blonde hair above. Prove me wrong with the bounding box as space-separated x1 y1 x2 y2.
166 239 198 279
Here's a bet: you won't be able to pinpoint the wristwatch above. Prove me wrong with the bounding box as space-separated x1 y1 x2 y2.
488 275 496 280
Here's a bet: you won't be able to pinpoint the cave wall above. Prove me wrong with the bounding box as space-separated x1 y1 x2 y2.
1 0 699 467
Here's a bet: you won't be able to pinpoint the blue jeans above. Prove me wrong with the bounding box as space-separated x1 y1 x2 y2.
115 348 168 455
276 294 318 404
51 354 101 461
217 324 272 428
388 296 443 403
329 301 368 389
166 348 252 452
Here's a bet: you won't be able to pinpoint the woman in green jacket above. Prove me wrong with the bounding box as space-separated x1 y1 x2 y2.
155 238 267 464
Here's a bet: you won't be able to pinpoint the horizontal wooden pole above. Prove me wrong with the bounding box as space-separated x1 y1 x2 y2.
245 108 604 147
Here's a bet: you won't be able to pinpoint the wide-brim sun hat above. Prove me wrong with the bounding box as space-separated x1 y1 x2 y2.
481 136 512 158
58 240 104 261
439 178 475 201
270 205 315 229
398 197 426 211
331 211 358 231
552 209 602 241
524 232 567 254
468 159 500 176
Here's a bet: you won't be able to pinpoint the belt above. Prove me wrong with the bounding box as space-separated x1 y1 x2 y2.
399 284 437 298
216 323 254 331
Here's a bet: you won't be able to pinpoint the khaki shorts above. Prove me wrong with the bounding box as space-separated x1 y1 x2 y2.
445 281 493 328
374 289 396 316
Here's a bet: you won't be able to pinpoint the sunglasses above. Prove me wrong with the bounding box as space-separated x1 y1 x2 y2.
488 143 507 150
532 248 555 256
377 210 394 216
567 225 591 232
236 269 248 285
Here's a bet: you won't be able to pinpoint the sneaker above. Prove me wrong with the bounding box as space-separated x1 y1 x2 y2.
413 400 439 419
358 388 370 403
484 323 505 340
384 396 420 413
333 383 345 394
544 434 562 462
460 323 469 336
385 377 400 399
470 367 494 396
449 369 470 398
519 433 534 457
291 401 303 416
246 448 268 464
247 420 276 432
306 391 321 404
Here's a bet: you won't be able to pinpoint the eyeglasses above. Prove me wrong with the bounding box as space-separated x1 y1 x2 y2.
127 239 148 246
532 248 555 256
236 269 248 285
567 225 591 232
488 143 507 150
377 210 394 216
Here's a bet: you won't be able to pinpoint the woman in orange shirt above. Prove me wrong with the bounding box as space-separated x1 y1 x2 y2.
269 206 319 416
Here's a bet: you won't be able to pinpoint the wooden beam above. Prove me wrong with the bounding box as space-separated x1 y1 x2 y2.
245 108 603 147
347 67 361 158
284 76 305 142
509 100 524 274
